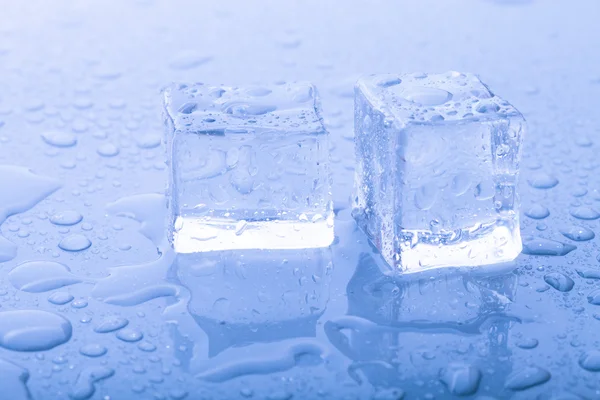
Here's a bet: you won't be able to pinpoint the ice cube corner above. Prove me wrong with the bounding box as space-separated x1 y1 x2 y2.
163 82 333 253
353 72 525 272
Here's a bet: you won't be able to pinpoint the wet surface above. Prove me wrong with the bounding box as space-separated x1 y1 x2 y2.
0 0 600 399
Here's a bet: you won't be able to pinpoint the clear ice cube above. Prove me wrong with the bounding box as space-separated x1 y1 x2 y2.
353 72 525 272
163 82 333 253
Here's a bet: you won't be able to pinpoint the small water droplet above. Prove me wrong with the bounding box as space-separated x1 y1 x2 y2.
528 173 558 189
135 133 161 149
79 343 107 357
58 234 91 252
94 317 129 333
504 366 551 391
40 131 77 148
569 206 600 220
116 328 143 342
48 292 74 305
522 239 576 256
402 87 452 106
96 143 120 157
587 288 600 305
516 338 539 349
525 204 550 220
49 210 83 226
579 350 600 371
560 225 595 241
543 272 575 292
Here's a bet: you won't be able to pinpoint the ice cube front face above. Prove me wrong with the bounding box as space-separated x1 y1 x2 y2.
353 72 525 272
163 82 333 253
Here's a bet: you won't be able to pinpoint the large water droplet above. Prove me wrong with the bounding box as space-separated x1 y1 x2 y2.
40 131 77 148
8 260 82 292
522 239 576 256
560 225 595 241
70 366 115 400
49 210 83 226
401 87 452 106
0 310 72 351
94 317 129 333
0 358 31 400
504 366 551 391
569 206 600 220
439 363 481 396
58 234 91 252
543 272 575 292
0 166 60 262
579 350 600 372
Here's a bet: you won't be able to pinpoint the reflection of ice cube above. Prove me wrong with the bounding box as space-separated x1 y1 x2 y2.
325 253 517 394
353 72 525 272
175 248 332 357
163 82 333 253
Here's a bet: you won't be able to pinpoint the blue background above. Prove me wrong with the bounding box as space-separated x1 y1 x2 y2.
0 0 599 399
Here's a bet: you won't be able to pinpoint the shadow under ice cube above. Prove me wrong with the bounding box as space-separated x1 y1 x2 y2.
353 72 525 272
163 82 333 252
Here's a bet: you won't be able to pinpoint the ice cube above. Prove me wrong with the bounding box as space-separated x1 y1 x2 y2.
163 82 333 252
353 72 525 272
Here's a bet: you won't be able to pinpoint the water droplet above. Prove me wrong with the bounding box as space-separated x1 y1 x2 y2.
135 133 161 149
587 288 600 305
0 358 31 399
79 343 107 358
72 298 88 308
525 204 550 220
94 317 129 333
372 387 405 400
401 87 452 106
451 172 471 196
579 350 600 372
49 210 83 226
528 173 559 189
116 328 143 342
516 338 539 349
569 206 600 220
70 366 114 400
414 183 438 210
40 131 77 148
48 292 74 305
137 341 156 352
560 225 595 241
8 261 82 292
169 50 212 70
58 234 91 252
576 269 600 280
504 366 551 391
96 143 120 157
543 272 575 292
522 239 576 256
235 220 248 236
439 363 481 396
0 166 60 262
0 310 72 351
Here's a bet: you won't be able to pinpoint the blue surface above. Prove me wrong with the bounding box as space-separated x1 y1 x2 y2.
0 1 600 399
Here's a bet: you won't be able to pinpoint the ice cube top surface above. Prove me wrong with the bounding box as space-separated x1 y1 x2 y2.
163 81 324 134
357 71 523 125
